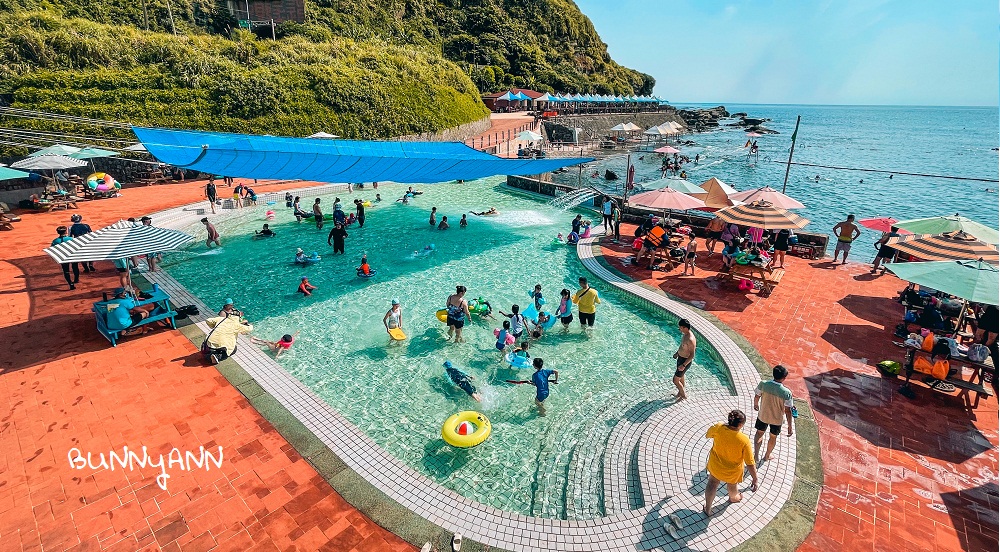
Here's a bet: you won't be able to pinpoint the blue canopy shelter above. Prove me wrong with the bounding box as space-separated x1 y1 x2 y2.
133 127 592 184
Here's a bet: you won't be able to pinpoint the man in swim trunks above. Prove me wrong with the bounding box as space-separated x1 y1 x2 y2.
831 214 860 265
530 357 557 415
201 218 221 248
705 216 726 255
446 285 472 343
672 318 696 401
312 198 323 230
444 361 481 402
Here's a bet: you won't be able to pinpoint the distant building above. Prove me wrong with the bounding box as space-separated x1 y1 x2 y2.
226 0 305 24
482 89 545 112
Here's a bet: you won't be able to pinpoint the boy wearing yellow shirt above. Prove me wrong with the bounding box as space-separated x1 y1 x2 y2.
572 277 601 328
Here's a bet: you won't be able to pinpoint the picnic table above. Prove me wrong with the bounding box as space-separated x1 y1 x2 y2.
92 287 176 346
901 345 994 410
716 263 785 296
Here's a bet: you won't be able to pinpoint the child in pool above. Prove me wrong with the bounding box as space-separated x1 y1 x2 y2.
251 332 298 357
460 214 468 228
375 194 382 202
297 276 316 296
555 289 573 328
256 224 276 237
566 231 580 244
556 233 564 242
295 248 307 264
444 361 481 402
512 341 531 359
534 313 552 338
357 254 372 275
530 284 544 310
495 320 512 360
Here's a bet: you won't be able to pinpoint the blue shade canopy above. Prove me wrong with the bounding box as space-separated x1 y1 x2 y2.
497 91 516 100
513 91 531 100
133 127 592 184
0 166 30 181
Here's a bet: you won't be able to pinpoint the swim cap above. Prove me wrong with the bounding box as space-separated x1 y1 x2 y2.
225 298 234 305
443 360 452 369
391 298 400 305
301 276 308 281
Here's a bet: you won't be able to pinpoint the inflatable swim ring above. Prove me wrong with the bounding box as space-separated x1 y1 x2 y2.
522 305 539 324
505 352 531 369
357 268 377 278
435 309 449 323
296 253 321 264
361 200 373 207
441 411 491 448
527 290 546 306
469 298 491 315
493 328 516 345
265 210 275 220
537 311 558 330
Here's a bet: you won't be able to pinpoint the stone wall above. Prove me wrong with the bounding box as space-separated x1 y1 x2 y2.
394 116 491 143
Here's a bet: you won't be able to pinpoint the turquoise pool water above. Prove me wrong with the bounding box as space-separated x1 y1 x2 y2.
162 178 732 519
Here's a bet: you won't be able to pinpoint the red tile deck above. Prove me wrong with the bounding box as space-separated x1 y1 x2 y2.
0 180 413 552
596 225 998 552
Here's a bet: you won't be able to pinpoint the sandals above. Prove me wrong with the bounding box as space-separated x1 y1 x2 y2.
452 533 462 551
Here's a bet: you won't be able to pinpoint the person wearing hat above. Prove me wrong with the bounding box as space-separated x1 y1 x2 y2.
297 276 317 296
106 287 162 335
444 360 481 402
203 314 253 364
68 214 96 272
51 225 79 290
139 216 162 272
295 248 308 264
383 298 403 334
218 298 244 319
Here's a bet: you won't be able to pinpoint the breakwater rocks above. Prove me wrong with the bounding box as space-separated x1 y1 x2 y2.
726 115 779 134
675 105 730 131
540 105 774 142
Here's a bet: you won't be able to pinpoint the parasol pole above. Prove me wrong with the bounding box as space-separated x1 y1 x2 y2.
781 115 801 194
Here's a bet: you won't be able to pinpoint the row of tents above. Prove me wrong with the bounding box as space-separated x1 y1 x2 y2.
497 91 665 104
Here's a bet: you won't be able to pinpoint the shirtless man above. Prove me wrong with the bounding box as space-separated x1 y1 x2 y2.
312 198 324 230
445 285 472 343
831 214 861 265
201 218 221 248
672 318 696 400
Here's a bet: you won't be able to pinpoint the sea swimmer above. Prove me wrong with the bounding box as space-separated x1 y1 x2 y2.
460 214 468 228
255 223 276 238
471 207 498 216
444 360 481 402
375 194 382 202
297 276 316 296
250 332 298 358
556 233 564 242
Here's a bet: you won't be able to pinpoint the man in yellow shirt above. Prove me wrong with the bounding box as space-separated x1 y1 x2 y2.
572 277 601 328
203 316 253 364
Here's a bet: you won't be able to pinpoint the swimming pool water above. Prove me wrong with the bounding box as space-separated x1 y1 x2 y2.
162 178 733 519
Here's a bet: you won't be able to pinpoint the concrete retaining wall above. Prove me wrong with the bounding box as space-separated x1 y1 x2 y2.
394 116 491 143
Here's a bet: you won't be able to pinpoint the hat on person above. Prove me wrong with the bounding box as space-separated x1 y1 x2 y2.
301 276 308 281
140 216 151 222
296 248 303 254
224 298 234 305
391 298 400 305
443 360 453 369
71 214 82 222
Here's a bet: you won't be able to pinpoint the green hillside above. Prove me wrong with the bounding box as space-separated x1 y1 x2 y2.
0 1 653 153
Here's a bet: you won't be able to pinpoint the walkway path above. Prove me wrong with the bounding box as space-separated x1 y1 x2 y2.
595 225 998 552
0 180 413 551
467 113 536 157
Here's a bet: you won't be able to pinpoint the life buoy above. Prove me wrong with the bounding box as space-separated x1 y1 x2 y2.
441 411 491 448
505 352 531 369
357 268 377 278
494 328 515 345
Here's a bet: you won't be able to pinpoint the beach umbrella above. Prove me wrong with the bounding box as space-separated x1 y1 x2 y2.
643 126 669 136
629 186 706 215
68 147 119 160
698 177 738 195
623 122 642 132
745 132 762 138
693 177 741 209
43 220 195 264
894 214 999 245
728 186 805 209
10 154 88 170
307 132 340 139
654 145 681 154
516 130 542 141
886 231 999 264
887 259 999 306
0 166 30 181
29 144 81 157
859 217 911 234
642 177 704 194
716 200 810 229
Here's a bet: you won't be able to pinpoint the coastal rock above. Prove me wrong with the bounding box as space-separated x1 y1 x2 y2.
746 125 779 135
741 117 768 126
731 112 748 118
676 105 729 131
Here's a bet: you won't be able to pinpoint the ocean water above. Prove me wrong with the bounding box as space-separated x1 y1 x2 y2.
556 104 999 260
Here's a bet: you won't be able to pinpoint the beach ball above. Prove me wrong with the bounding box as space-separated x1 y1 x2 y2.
456 421 474 436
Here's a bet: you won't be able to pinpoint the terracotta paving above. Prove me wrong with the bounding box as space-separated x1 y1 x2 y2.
596 225 998 552
467 113 536 156
0 180 413 552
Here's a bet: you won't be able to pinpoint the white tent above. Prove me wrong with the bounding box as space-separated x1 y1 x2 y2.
10 154 88 170
307 132 340 139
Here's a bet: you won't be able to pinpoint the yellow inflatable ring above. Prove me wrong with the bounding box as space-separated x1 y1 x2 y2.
441 411 491 448
436 309 449 323
87 172 106 181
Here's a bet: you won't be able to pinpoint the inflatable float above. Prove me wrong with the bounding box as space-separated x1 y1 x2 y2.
85 172 121 192
441 411 491 448
494 328 516 345
295 252 322 264
357 268 377 278
388 328 406 341
505 352 531 369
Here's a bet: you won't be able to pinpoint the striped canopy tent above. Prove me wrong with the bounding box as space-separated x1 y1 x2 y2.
728 185 805 209
10 154 88 170
894 214 999 245
716 200 810 230
44 220 195 264
886 231 999 264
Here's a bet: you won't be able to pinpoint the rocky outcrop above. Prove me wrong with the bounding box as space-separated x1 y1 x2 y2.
675 105 729 131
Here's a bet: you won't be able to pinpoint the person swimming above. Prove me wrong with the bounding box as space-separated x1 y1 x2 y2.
255 224 276 237
297 276 316 296
375 193 382 202
250 332 298 357
556 233 564 242
460 214 468 228
294 248 307 263
357 254 373 276
471 207 498 216
444 361 481 402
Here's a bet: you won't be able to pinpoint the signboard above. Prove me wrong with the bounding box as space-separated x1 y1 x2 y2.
238 19 273 29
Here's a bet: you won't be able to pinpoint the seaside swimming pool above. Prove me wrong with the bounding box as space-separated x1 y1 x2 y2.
162 178 733 519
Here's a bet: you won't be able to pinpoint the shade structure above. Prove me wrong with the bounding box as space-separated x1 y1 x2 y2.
10 154 88 170
698 177 737 195
610 123 629 132
133 127 591 184
535 93 553 102
716 201 810 229
0 166 30 181
68 147 119 160
886 231 999 264
859 217 911 234
643 177 704 194
513 91 531 101
643 126 670 136
894 214 999 245
728 186 805 209
628 187 706 211
654 145 681 154
623 122 642 132
497 91 516 101
307 131 339 139
29 144 81 157
745 132 762 138
887 259 999 305
516 130 542 141
124 143 148 152
43 220 195 264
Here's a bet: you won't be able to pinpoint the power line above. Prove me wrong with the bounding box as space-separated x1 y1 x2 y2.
0 127 135 145
0 107 131 128
775 160 998 183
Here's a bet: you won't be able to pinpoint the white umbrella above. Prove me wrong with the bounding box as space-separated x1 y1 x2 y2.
623 122 642 132
307 132 340 139
29 144 82 157
610 123 629 132
516 130 542 141
43 220 195 264
10 154 88 170
728 186 805 209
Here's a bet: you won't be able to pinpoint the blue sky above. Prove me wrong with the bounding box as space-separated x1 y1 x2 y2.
575 0 998 106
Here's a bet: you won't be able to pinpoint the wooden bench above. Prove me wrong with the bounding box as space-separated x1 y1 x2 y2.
92 289 176 346
716 264 785 296
947 377 994 410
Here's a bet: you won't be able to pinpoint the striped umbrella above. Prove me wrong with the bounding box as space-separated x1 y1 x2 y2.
43 220 195 263
886 231 999 264
716 200 810 229
894 214 999 245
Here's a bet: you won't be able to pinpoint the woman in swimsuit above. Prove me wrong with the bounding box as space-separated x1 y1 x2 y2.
446 285 472 343
682 234 698 276
383 299 402 334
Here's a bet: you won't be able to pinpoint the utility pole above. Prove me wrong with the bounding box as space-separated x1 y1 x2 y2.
165 0 177 35
141 0 149 30
781 115 801 193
